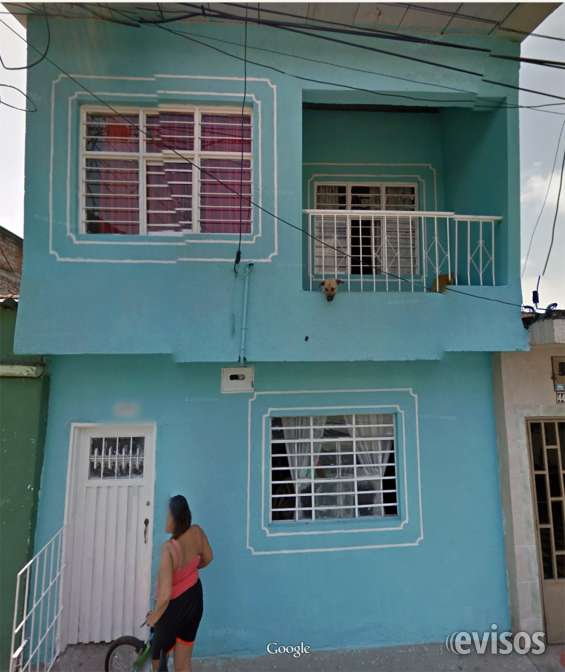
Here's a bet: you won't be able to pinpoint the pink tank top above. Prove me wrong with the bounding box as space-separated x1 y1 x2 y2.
168 538 200 599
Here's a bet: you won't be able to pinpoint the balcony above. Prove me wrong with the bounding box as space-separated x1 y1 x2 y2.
305 210 501 292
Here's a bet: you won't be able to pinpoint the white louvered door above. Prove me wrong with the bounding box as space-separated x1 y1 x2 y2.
63 425 155 646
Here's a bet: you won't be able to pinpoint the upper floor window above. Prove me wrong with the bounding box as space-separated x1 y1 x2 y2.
81 106 252 235
270 413 398 522
315 182 417 211
311 181 418 278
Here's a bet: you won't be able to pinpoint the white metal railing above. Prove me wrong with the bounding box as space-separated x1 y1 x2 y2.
305 210 501 292
10 528 65 672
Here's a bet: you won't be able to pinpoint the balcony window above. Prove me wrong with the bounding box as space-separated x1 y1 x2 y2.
81 107 252 235
306 181 499 292
312 182 418 279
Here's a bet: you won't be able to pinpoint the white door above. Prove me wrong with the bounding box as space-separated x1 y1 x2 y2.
63 424 155 645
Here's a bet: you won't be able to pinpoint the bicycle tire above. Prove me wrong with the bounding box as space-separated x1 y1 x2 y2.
104 636 146 672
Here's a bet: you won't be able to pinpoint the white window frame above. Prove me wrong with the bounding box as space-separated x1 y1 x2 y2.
312 180 421 279
313 180 419 211
269 413 398 523
79 104 253 236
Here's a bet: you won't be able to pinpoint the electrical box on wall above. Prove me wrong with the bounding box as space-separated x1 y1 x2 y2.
221 367 255 394
551 356 565 402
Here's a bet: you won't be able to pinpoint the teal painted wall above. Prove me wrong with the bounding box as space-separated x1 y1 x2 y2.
14 17 527 361
17 15 524 657
35 353 509 656
0 305 48 670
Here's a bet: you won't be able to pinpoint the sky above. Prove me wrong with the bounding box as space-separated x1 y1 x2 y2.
0 3 564 306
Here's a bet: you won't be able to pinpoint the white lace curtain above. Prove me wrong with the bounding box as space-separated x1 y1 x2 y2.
281 414 394 519
281 416 327 520
355 414 394 515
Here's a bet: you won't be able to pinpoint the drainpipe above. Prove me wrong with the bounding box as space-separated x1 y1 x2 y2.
238 263 254 364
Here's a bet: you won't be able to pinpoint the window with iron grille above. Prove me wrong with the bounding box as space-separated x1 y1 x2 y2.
88 435 145 480
81 106 252 235
270 413 398 522
313 182 418 277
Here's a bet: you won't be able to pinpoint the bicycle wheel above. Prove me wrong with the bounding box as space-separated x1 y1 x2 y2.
105 636 147 672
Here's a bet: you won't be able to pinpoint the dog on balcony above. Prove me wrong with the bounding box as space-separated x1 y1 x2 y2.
430 273 455 293
320 278 343 302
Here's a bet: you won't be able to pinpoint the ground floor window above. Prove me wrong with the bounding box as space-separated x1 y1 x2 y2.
270 413 398 522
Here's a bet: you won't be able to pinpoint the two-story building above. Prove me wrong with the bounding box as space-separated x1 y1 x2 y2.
8 2 560 667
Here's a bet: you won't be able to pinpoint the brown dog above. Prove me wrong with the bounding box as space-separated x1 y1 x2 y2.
320 278 343 302
430 273 455 293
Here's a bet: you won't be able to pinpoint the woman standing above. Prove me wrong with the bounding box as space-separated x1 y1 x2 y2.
147 495 213 672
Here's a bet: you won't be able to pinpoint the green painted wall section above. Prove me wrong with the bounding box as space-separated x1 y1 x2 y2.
0 306 48 671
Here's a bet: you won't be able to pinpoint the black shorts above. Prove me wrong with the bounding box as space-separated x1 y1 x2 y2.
151 579 203 661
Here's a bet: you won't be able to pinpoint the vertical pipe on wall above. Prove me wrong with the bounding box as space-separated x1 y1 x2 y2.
239 263 254 364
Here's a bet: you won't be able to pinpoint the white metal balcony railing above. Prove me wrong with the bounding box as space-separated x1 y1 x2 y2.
10 528 65 672
305 210 501 292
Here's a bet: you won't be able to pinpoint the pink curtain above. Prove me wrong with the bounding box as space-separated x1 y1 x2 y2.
200 158 251 233
146 162 192 233
200 113 252 233
146 112 194 152
85 113 139 234
85 110 252 235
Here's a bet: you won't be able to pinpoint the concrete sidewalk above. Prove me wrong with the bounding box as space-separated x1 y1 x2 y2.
54 642 565 672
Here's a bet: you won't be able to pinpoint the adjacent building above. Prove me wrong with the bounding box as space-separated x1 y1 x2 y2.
0 227 22 297
494 313 565 644
7 2 561 667
0 228 48 670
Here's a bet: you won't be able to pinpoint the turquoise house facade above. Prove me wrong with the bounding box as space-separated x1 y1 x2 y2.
12 3 547 661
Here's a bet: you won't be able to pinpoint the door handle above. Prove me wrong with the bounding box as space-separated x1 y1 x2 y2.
143 518 149 544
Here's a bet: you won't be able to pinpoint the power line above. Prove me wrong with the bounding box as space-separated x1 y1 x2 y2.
163 27 565 111
278 24 565 103
115 0 562 70
14 1 565 45
182 5 565 103
219 2 565 71
0 15 527 312
0 83 37 112
19 0 565 45
153 23 565 117
46 2 565 102
47 2 565 111
150 28 491 95
522 119 565 278
79 4 141 28
540 144 565 277
91 4 565 116
19 2 201 25
0 4 50 71
119 9 201 25
391 3 565 42
443 286 524 308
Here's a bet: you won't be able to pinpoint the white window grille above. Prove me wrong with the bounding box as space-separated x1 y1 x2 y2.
81 106 252 235
88 435 145 480
313 182 419 278
270 413 398 522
